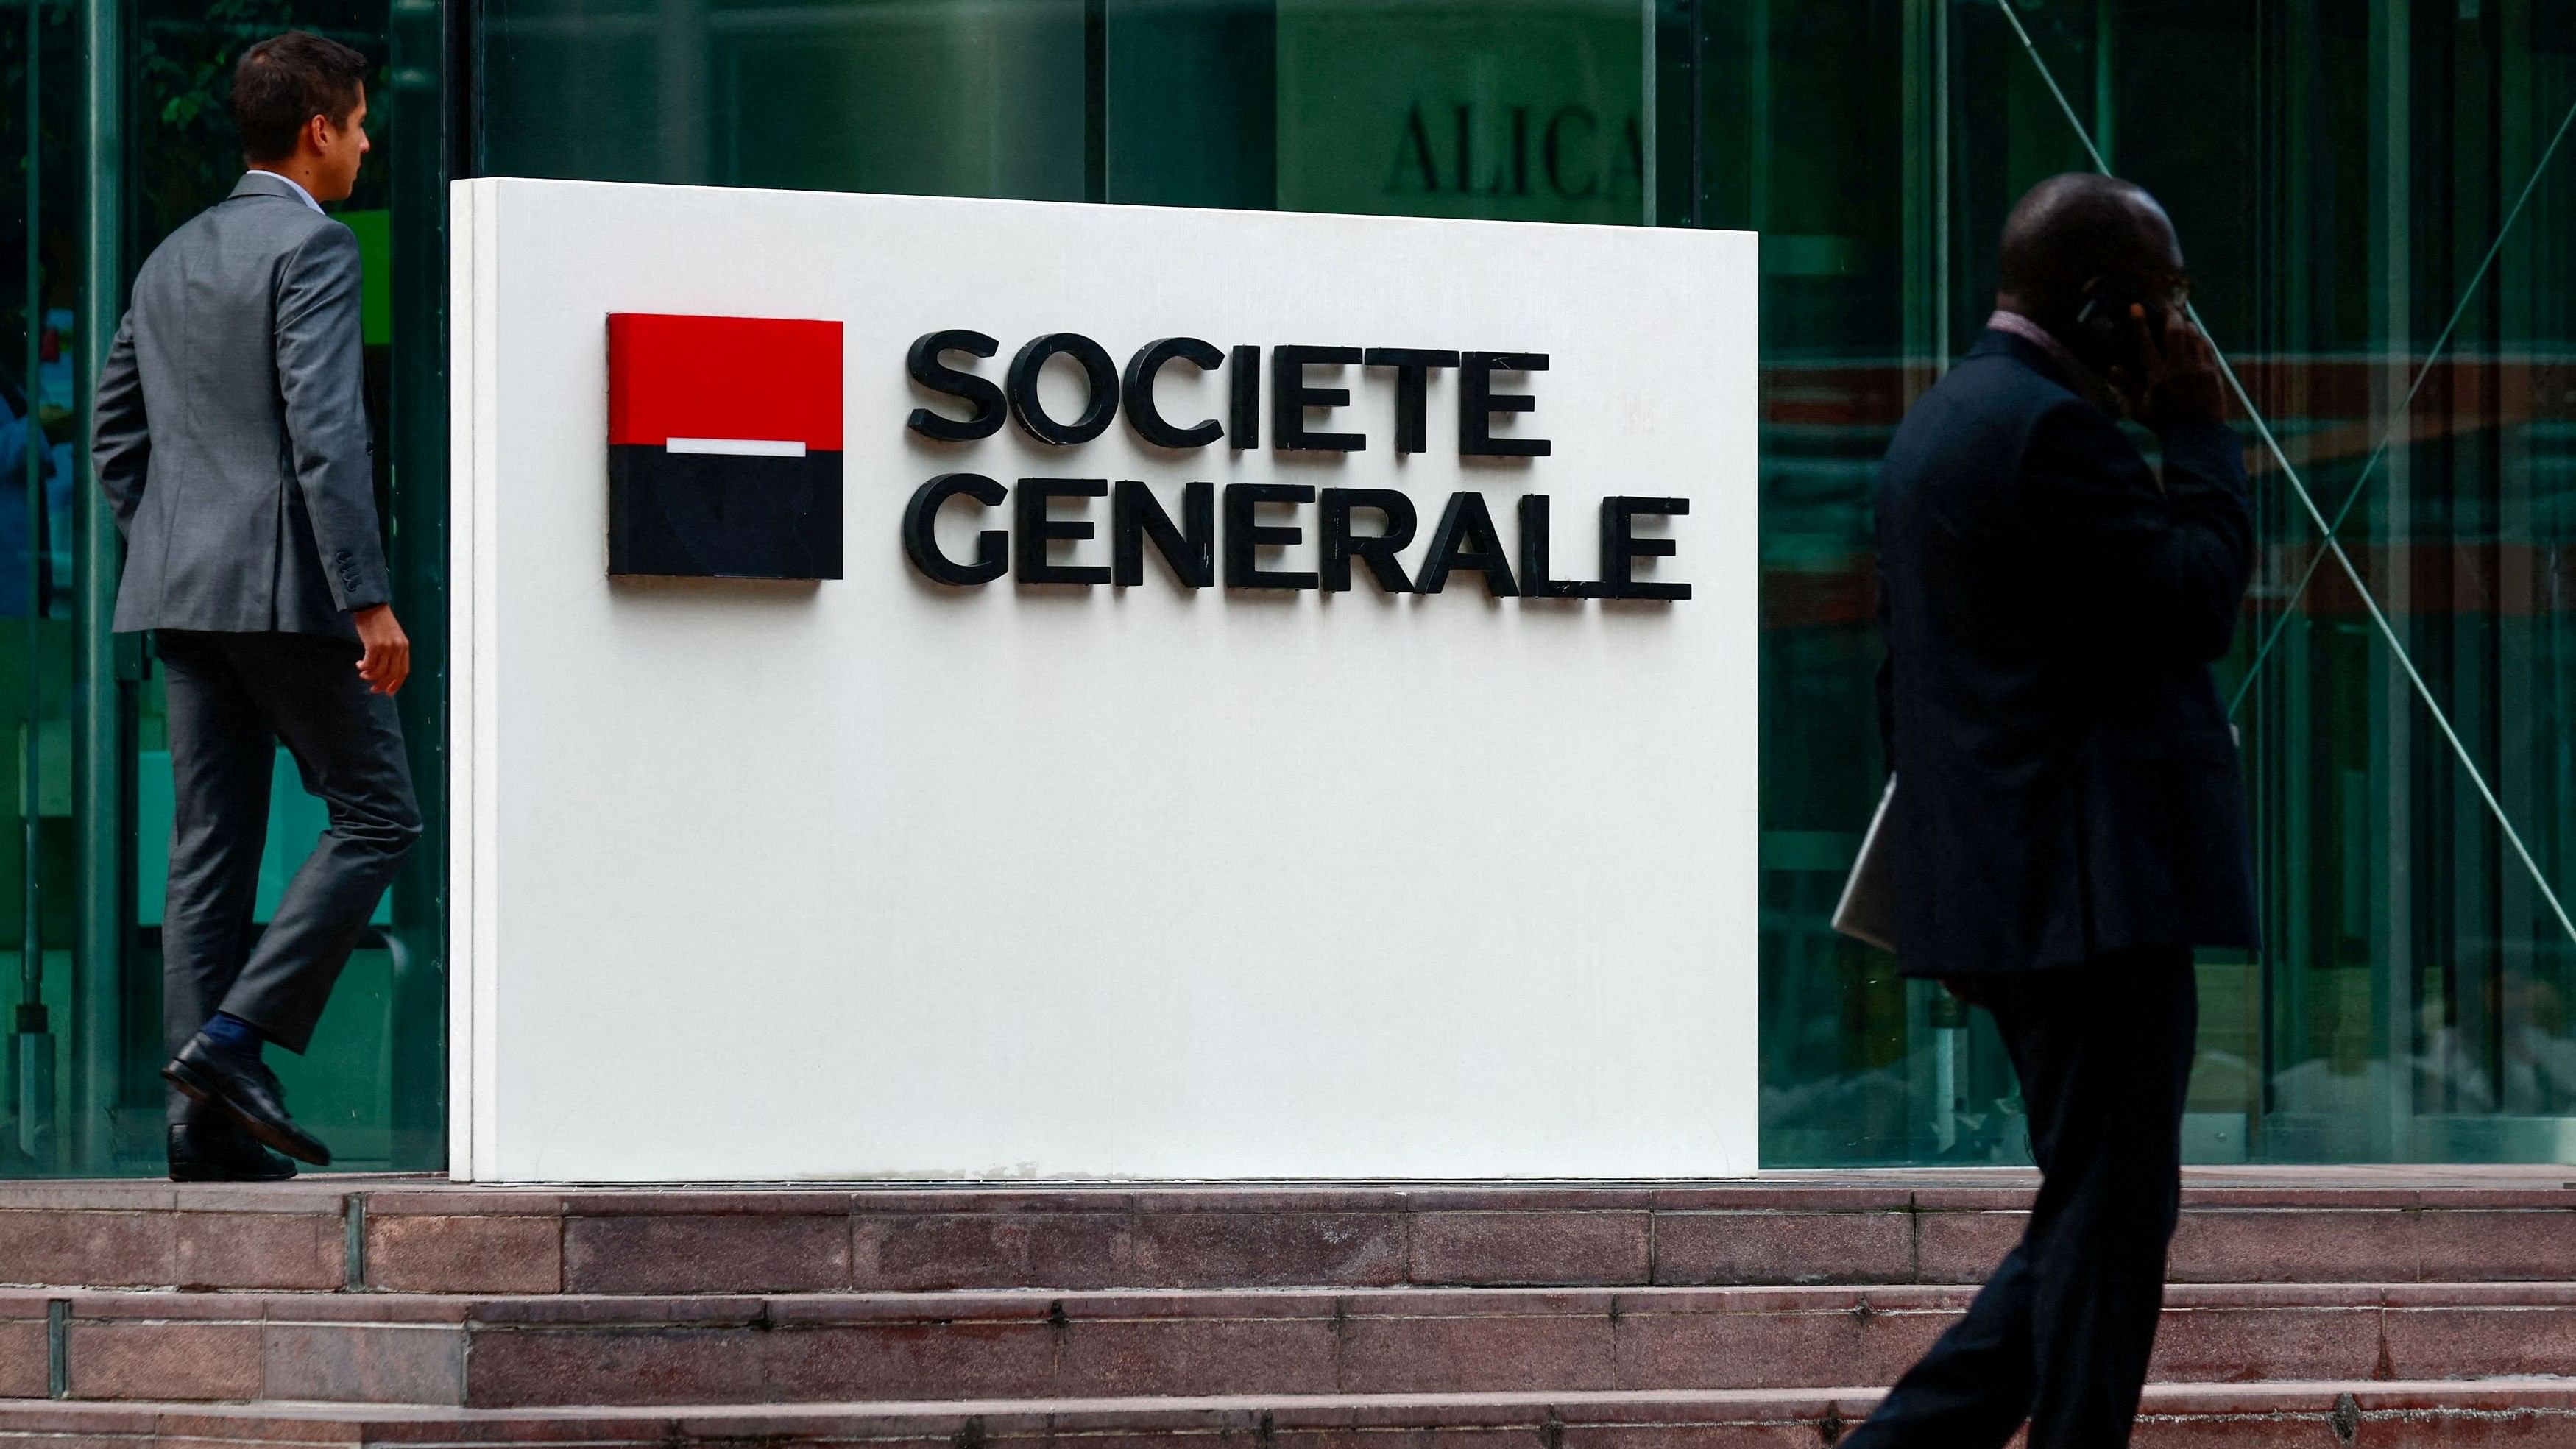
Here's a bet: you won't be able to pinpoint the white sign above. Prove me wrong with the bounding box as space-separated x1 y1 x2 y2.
450 177 1759 1182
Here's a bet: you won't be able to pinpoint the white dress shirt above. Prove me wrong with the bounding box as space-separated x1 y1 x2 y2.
250 169 328 216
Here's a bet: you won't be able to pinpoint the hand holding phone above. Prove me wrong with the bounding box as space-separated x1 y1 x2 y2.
2073 276 2153 383
2132 305 2225 428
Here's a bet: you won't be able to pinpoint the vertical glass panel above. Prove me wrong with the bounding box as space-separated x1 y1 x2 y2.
483 0 1088 199
1729 0 1996 1164
1103 0 1274 208
2227 2 2403 1162
0 0 85 1176
2229 0 2576 1163
30 0 419 1176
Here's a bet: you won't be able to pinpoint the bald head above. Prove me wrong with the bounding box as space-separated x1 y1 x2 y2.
1995 173 2183 329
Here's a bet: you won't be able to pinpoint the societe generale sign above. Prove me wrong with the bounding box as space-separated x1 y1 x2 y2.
605 316 1688 602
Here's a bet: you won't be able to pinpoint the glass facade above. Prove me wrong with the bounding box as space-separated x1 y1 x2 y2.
9 0 2574 1175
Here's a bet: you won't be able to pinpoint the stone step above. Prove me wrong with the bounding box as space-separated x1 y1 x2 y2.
4 1381 2574 1448
7 1281 2575 1408
7 1176 2576 1295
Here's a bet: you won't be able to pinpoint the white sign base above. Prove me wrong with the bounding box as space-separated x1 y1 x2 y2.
450 177 1759 1182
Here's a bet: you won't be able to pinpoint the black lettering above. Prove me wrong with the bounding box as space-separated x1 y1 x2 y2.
1122 338 1225 449
1223 483 1320 589
1362 347 1460 454
1544 107 1598 200
905 330 1007 442
1387 102 1440 194
1272 345 1367 452
1459 352 1551 457
1229 345 1260 450
1319 488 1418 593
1112 479 1214 588
1415 491 1519 597
1014 478 1111 585
1007 333 1119 445
902 472 1009 585
1453 102 1473 192
1516 494 1592 598
1600 495 1690 600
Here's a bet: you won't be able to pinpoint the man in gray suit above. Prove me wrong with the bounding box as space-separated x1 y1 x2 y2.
91 31 420 1180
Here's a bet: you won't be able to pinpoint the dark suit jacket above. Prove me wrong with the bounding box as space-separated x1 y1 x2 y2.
91 171 389 640
1874 327 2259 978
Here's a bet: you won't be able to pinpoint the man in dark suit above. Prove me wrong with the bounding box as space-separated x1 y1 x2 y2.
1844 174 2257 1448
91 32 419 1180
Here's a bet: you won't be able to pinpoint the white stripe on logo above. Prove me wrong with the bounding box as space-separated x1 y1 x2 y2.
665 437 808 458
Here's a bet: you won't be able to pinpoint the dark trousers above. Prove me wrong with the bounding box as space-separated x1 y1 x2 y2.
1844 948 2198 1449
158 630 421 1123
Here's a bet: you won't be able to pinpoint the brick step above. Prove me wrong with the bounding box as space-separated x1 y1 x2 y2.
4 1382 2575 1449
7 1177 2576 1295
7 1282 2574 1408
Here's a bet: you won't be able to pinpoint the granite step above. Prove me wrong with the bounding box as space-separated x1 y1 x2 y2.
7 1177 2576 1296
5 1281 2573 1408
6 1381 2576 1448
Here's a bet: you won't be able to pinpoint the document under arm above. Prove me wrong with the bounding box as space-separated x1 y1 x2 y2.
1832 773 1897 952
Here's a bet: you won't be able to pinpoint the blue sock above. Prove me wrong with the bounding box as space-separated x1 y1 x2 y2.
199 1013 263 1056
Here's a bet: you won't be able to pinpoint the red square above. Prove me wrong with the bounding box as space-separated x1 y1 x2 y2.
605 313 844 580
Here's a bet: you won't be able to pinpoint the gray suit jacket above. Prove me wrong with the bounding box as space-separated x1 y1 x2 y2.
91 170 390 640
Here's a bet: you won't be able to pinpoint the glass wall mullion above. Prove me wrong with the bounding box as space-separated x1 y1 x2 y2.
71 0 124 1178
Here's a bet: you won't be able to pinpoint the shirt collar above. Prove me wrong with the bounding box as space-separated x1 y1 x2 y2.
247 169 328 216
1986 308 2125 418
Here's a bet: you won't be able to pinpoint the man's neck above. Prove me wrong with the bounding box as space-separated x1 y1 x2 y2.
249 163 329 209
1987 306 2124 418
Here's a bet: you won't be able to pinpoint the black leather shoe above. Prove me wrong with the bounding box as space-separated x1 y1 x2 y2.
162 1035 333 1166
168 1120 297 1183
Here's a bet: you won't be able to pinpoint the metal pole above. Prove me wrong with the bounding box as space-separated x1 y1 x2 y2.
387 0 455 1170
1638 0 1655 226
21 0 39 1013
74 0 122 1175
1082 0 1105 203
15 0 51 1168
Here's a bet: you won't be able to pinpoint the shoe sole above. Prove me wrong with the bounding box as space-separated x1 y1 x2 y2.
160 1060 333 1167
169 1161 298 1183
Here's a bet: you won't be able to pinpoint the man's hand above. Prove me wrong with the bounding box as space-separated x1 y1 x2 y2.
2132 303 2226 428
353 604 409 696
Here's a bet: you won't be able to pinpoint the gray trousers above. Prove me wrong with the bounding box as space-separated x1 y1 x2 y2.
158 629 420 1124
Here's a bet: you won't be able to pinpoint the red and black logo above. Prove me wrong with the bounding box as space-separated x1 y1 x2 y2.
606 313 843 579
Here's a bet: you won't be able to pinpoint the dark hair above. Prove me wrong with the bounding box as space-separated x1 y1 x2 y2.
232 31 370 164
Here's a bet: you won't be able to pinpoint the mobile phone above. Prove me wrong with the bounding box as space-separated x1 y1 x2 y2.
2071 276 2152 379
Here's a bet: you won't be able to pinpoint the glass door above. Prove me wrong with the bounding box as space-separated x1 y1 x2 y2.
6 0 450 1177
0 0 80 1175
